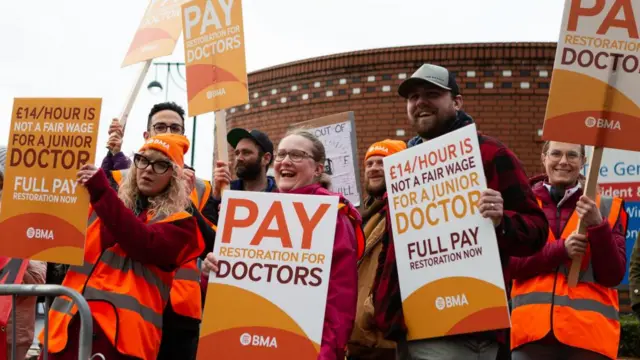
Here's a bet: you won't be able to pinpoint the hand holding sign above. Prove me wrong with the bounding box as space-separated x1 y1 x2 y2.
76 164 99 186
575 195 604 228
478 189 504 227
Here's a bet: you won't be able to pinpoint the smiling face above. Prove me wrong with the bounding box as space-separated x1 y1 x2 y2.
274 134 324 192
134 150 174 196
365 155 386 198
542 141 586 187
406 85 462 140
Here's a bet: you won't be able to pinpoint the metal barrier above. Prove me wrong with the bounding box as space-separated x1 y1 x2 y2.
0 284 93 360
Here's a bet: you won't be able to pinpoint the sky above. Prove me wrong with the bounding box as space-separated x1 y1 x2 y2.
0 0 565 180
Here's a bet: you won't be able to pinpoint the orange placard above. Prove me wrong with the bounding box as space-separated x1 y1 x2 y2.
541 0 640 151
181 0 249 117
122 0 191 68
0 98 102 265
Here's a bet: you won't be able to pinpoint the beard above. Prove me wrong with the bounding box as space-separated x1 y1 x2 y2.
412 109 457 140
366 181 386 198
236 159 262 180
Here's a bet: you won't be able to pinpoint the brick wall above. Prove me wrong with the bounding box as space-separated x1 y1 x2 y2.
223 42 558 185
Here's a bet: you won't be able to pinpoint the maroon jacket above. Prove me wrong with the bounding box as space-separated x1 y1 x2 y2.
42 169 203 360
509 174 628 288
371 112 549 343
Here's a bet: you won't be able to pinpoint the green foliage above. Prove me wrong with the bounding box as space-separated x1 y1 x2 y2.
619 313 640 357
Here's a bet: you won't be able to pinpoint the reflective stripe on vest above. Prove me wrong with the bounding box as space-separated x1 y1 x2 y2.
510 194 622 359
43 208 191 360
338 202 365 260
111 168 206 320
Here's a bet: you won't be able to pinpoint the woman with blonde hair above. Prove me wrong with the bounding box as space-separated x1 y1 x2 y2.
204 130 361 360
40 134 205 360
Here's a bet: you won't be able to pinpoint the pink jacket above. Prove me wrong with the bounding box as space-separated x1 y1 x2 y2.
285 184 359 360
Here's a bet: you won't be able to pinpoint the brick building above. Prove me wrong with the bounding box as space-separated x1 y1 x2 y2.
225 42 558 182
223 41 635 313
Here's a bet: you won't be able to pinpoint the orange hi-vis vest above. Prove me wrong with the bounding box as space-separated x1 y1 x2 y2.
42 207 200 360
111 169 212 321
510 195 623 359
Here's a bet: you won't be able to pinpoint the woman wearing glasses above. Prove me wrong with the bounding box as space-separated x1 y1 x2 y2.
509 141 628 360
203 130 361 360
40 134 204 360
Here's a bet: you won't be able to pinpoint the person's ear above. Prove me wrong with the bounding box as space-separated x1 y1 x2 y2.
143 131 150 140
453 95 463 111
262 152 272 168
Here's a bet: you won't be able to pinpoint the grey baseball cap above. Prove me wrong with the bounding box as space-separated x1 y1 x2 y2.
398 63 460 98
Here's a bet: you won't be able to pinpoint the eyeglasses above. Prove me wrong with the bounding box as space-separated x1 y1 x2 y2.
133 154 173 174
152 123 184 134
274 149 314 163
546 150 581 162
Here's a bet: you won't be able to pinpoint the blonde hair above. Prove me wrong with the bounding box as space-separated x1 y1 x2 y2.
282 130 331 189
118 150 189 219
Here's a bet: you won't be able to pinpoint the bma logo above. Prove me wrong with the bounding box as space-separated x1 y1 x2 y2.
239 332 278 348
435 294 469 311
584 116 621 130
26 227 54 240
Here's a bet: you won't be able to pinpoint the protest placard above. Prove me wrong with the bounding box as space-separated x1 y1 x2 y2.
181 0 249 117
122 0 191 67
542 0 640 285
289 112 362 207
542 0 640 151
383 123 510 340
0 98 102 265
196 191 338 360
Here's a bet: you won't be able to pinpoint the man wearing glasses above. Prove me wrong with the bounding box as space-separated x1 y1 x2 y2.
103 101 216 360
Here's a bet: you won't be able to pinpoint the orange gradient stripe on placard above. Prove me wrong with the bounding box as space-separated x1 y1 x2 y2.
122 0 188 67
0 213 84 263
197 283 320 360
543 69 640 151
403 277 510 341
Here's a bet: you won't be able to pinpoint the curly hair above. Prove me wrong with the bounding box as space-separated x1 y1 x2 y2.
118 150 189 219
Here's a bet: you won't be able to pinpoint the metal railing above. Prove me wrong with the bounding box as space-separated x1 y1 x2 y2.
0 284 93 360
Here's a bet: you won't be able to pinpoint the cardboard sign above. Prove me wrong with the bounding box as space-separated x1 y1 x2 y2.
542 0 640 151
122 0 191 67
382 123 510 340
288 112 363 207
0 98 102 265
181 0 249 116
197 191 338 360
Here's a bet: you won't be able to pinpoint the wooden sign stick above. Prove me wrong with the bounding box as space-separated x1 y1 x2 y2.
106 59 152 151
566 61 617 288
566 146 604 287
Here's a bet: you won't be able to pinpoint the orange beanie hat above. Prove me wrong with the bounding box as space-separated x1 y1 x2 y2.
139 134 190 167
365 139 407 162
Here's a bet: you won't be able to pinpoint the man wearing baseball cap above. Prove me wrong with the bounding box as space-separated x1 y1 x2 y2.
209 128 277 225
372 63 549 359
347 140 406 360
